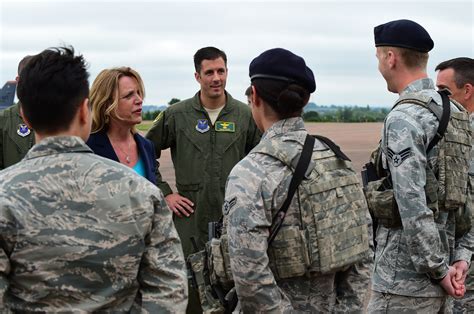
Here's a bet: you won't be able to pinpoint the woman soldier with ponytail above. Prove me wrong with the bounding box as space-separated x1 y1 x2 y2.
222 48 372 312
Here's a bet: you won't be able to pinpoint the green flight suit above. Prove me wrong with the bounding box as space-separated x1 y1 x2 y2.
0 103 35 170
146 92 261 257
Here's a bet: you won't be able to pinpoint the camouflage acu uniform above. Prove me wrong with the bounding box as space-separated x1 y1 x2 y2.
453 115 474 314
368 78 474 311
224 117 372 313
0 136 188 313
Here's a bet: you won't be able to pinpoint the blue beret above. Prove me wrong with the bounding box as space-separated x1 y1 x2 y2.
374 19 434 53
249 48 316 93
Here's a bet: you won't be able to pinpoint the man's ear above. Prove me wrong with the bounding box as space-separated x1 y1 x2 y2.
19 105 33 129
387 50 397 69
78 98 90 125
464 83 473 101
194 72 200 83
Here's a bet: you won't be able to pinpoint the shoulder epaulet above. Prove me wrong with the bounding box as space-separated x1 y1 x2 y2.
251 136 302 169
392 90 452 153
393 93 443 121
252 134 351 171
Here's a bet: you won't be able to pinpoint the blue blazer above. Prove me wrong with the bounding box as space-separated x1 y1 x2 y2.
87 130 157 185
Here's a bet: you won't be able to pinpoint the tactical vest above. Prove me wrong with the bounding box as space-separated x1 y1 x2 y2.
365 92 471 236
251 136 369 277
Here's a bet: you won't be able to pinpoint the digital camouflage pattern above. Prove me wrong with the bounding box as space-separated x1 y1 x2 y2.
0 136 187 313
251 131 370 276
453 115 474 313
333 259 373 313
454 290 474 314
368 291 450 313
0 103 35 170
370 78 474 304
187 250 224 313
224 117 372 313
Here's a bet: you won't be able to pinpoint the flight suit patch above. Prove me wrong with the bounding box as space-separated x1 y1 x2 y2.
215 121 235 132
195 119 210 133
17 124 31 137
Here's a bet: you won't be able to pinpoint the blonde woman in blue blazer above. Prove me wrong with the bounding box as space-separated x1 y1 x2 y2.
87 67 157 184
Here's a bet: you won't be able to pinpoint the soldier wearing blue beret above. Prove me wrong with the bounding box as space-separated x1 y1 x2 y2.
222 48 373 312
367 19 474 312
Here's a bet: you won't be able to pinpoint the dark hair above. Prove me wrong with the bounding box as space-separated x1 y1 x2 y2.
193 46 227 73
17 46 89 134
435 57 474 88
245 86 252 97
18 55 33 76
252 79 310 119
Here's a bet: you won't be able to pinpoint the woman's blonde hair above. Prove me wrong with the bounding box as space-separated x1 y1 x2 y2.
90 67 145 133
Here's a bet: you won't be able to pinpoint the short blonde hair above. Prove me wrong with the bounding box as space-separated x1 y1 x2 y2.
380 46 428 70
90 67 145 133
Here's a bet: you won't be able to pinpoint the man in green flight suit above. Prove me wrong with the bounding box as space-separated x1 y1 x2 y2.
146 46 261 313
0 56 35 170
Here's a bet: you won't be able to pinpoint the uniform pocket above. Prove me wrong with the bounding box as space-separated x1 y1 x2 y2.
176 183 201 191
268 225 309 279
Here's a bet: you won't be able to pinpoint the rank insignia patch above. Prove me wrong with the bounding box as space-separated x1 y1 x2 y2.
195 119 210 133
17 124 31 137
223 196 237 215
215 121 235 132
387 147 412 167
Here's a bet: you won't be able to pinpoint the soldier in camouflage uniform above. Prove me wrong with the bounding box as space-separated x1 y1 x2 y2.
0 56 35 170
368 20 474 312
0 46 188 312
436 57 474 313
224 48 372 313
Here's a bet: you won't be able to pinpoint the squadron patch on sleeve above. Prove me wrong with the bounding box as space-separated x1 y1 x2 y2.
386 147 413 167
223 196 237 215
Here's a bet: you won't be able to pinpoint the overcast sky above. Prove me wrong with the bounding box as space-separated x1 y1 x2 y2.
1 0 472 107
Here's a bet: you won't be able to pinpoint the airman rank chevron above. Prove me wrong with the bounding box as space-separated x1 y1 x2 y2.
215 121 235 132
223 196 237 215
387 147 412 167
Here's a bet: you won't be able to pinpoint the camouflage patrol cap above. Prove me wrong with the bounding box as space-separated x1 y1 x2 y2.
249 48 316 93
374 19 434 53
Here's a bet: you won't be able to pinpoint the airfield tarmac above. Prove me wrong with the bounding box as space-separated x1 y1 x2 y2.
155 122 384 192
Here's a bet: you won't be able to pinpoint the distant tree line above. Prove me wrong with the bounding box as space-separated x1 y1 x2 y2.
142 98 181 121
143 110 161 121
142 101 389 123
303 106 389 122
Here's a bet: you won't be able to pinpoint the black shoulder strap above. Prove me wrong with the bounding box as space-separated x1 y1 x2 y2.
313 134 351 161
427 89 451 153
228 134 331 313
268 134 314 245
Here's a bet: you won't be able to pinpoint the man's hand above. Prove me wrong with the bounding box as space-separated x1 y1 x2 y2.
165 193 194 218
440 265 465 298
452 260 469 295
